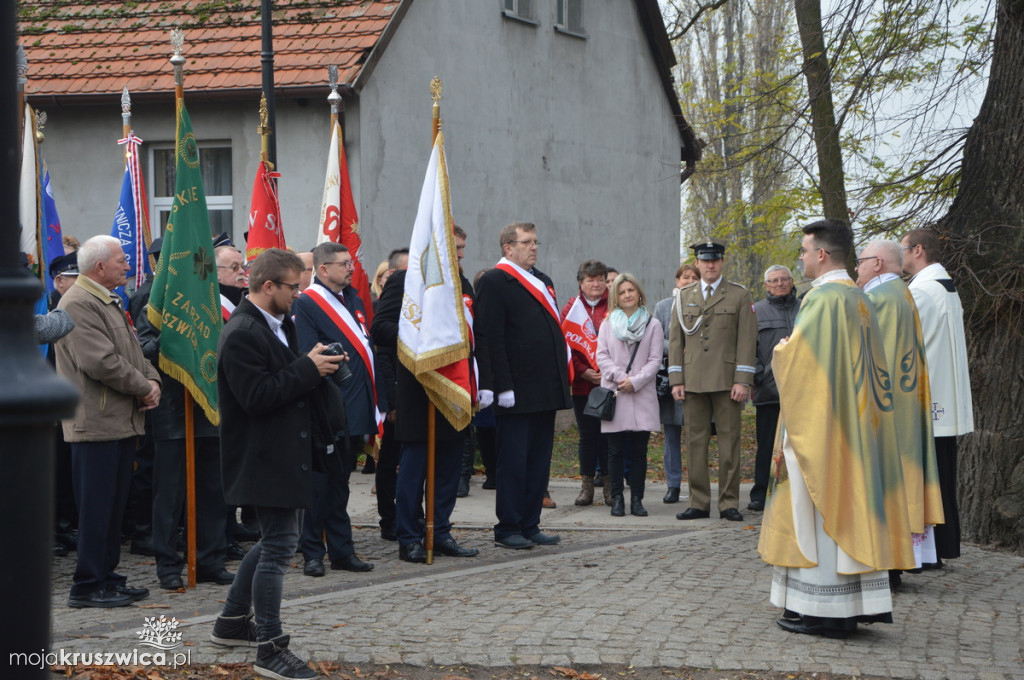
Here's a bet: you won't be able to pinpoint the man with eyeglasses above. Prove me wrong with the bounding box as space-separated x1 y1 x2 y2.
748 264 799 512
215 241 247 321
211 248 346 679
856 239 945 585
476 222 572 549
291 241 382 576
900 227 973 568
668 239 757 522
758 220 915 639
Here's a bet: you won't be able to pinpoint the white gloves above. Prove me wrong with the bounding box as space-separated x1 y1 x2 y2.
477 389 494 410
497 390 515 408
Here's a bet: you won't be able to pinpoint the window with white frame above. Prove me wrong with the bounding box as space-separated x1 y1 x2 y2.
556 0 586 37
502 0 538 24
150 143 233 238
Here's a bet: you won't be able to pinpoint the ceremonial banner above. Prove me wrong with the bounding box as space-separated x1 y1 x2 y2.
561 296 599 369
110 133 152 302
147 100 221 425
245 160 285 261
398 131 474 430
317 121 373 324
19 105 64 290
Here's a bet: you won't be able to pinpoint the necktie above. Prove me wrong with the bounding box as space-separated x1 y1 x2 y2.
704 285 712 301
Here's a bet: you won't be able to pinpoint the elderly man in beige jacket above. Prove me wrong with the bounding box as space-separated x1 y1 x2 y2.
55 235 161 609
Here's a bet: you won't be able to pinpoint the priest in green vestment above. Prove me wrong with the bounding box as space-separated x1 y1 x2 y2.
856 239 945 570
758 219 916 639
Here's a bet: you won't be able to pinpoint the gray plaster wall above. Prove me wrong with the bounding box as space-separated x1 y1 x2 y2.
356 0 685 302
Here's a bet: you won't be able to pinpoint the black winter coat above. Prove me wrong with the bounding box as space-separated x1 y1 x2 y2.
218 298 339 509
751 290 800 406
474 265 571 414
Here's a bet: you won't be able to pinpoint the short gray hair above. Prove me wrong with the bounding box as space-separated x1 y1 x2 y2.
865 239 903 269
763 264 792 281
78 235 121 274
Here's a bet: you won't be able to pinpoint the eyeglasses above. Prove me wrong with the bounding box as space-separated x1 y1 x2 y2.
217 263 243 272
273 280 301 292
855 256 879 265
324 260 355 270
511 239 541 247
765 277 792 285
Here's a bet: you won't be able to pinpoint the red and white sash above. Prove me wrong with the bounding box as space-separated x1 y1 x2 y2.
495 257 571 373
220 294 235 322
303 283 384 435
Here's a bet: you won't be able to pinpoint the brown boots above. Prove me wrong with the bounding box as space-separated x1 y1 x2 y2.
575 475 595 506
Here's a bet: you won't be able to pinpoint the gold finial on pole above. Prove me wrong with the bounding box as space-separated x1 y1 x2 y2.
170 28 186 99
430 76 442 144
121 86 133 161
258 92 273 168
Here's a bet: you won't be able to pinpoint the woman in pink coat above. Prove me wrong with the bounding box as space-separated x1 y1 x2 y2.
595 273 663 517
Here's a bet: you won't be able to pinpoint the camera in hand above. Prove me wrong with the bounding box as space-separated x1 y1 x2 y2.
321 342 353 381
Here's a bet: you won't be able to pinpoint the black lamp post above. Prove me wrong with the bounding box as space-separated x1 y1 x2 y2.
261 0 277 169
0 5 79 678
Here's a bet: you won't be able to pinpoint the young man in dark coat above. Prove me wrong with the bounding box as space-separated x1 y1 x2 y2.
475 222 572 550
209 249 345 680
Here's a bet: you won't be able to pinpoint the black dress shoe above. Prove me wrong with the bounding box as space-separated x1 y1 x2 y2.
129 538 156 556
233 522 260 542
481 477 496 490
630 497 649 517
332 554 374 572
53 543 67 557
434 537 479 557
777 616 852 639
380 526 397 542
527 531 560 546
494 535 534 550
720 508 744 522
197 568 235 585
676 508 710 520
303 558 325 577
111 583 149 601
399 543 427 563
457 477 470 498
782 609 800 620
663 487 681 503
68 588 134 609
610 495 625 516
747 500 765 512
361 458 376 474
224 542 248 561
160 575 184 590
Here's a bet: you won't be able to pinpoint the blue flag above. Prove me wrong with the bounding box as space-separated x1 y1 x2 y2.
110 134 152 304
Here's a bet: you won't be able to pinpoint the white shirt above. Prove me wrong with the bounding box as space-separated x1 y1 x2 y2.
256 305 288 347
862 271 900 293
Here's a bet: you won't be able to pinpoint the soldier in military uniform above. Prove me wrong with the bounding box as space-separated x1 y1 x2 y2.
668 240 757 521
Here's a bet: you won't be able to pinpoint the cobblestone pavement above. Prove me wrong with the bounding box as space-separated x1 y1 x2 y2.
48 476 1024 679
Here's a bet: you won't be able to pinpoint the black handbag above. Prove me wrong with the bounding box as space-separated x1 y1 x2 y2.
583 342 641 421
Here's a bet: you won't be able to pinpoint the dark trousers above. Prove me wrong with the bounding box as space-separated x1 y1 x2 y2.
606 430 649 497
396 438 461 546
494 410 556 541
750 403 780 504
54 423 76 531
572 394 608 477
375 419 400 533
151 436 227 580
933 436 961 559
126 428 154 538
477 425 497 480
221 506 301 642
70 438 136 597
299 436 356 562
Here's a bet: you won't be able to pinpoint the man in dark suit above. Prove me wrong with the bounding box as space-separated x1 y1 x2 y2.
373 262 482 563
209 248 345 680
475 222 572 549
292 241 379 575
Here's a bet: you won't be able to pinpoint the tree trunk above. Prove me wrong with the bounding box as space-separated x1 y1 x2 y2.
794 0 849 223
936 0 1024 554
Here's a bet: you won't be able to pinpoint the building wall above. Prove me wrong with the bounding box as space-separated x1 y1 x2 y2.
356 0 684 301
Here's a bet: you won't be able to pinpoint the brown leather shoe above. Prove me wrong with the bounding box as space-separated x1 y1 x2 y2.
542 494 557 509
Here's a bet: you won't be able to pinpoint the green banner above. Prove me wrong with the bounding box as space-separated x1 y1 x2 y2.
147 99 222 425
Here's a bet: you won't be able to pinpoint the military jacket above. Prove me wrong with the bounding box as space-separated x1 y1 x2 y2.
667 278 757 393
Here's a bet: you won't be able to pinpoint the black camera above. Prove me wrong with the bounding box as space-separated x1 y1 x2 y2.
321 342 353 382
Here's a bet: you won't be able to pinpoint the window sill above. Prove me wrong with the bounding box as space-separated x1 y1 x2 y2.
501 10 540 26
555 25 588 40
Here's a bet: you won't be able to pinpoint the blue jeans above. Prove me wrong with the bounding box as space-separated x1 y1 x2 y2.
662 423 683 488
221 506 301 641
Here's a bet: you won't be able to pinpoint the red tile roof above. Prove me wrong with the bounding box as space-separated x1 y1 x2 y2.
18 0 401 101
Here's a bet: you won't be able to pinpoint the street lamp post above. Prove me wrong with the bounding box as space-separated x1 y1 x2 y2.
0 6 79 679
261 0 277 168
